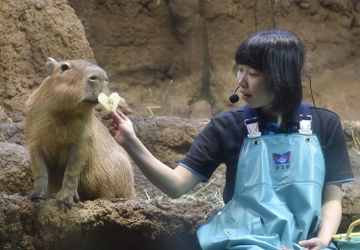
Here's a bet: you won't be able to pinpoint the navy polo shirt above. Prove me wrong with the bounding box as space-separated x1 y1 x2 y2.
179 104 355 204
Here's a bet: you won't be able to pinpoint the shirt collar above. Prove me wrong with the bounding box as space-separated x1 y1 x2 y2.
254 108 302 134
254 108 302 124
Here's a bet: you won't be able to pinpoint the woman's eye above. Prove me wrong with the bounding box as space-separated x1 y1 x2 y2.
250 72 260 77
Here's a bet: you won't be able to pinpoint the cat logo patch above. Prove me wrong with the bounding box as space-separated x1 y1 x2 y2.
273 151 291 170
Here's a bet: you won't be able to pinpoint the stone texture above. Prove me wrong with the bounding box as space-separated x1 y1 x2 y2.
0 0 94 123
68 0 360 120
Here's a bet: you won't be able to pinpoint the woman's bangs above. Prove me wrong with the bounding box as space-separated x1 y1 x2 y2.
235 41 263 71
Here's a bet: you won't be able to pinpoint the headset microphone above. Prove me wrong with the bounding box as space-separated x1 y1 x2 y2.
229 86 240 104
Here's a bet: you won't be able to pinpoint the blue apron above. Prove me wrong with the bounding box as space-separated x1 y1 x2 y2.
196 104 336 250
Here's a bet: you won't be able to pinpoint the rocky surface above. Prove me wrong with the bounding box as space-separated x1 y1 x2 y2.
0 195 216 250
1 116 359 250
0 0 359 249
67 0 360 120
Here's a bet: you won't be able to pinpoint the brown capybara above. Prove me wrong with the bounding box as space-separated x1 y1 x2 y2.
25 58 135 207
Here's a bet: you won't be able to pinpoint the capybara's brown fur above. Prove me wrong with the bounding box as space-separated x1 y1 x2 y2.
25 58 135 206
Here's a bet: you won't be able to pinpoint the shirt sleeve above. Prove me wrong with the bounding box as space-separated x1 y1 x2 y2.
179 118 224 182
317 109 355 184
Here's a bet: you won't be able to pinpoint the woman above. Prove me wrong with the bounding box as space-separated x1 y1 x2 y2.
108 30 354 249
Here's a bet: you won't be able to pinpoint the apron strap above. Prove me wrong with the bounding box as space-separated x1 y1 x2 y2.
298 102 312 134
244 106 261 138
243 102 313 137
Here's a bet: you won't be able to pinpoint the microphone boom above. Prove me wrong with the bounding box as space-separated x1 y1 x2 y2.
229 86 240 103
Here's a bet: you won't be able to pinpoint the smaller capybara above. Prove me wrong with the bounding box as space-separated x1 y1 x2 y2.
25 58 135 207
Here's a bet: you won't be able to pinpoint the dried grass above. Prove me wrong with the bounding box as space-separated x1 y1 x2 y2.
144 178 224 206
352 130 360 156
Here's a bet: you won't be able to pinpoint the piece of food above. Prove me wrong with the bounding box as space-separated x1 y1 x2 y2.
98 92 123 111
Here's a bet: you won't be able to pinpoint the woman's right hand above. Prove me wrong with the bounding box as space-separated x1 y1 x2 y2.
108 110 136 145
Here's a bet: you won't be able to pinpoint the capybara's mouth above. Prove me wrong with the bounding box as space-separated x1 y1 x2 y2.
84 99 99 105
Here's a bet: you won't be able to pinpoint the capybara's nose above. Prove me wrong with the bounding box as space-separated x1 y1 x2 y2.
88 75 109 85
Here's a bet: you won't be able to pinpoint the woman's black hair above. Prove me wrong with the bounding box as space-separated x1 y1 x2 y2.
235 30 305 116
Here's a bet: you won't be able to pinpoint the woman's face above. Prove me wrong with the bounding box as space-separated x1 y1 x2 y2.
236 64 273 110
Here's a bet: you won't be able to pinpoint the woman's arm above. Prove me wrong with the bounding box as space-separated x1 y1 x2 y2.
317 183 343 244
109 110 202 198
299 183 343 249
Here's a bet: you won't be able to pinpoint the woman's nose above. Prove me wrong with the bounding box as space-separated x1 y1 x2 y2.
237 73 248 88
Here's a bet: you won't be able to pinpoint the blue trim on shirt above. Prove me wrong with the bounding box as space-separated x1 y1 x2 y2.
325 178 355 185
179 162 209 182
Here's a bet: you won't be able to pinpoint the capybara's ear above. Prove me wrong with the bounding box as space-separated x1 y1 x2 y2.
46 58 57 76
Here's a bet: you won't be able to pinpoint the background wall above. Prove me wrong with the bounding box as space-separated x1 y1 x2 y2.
67 0 360 120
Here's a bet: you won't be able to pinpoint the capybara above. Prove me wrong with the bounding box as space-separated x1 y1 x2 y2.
25 58 135 207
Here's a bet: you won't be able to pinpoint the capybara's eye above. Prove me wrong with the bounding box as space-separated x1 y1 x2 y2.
89 76 97 81
61 64 70 71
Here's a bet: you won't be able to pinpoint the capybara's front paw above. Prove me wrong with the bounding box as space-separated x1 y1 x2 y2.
30 187 47 202
51 187 80 209
29 193 47 202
